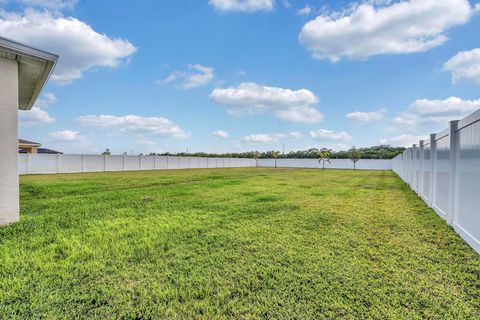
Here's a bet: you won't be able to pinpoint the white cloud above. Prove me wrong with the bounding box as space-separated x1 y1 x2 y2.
297 4 312 16
49 130 84 142
0 9 137 84
209 0 274 12
211 130 229 139
241 132 302 144
158 64 215 89
32 92 58 109
18 93 57 125
236 70 247 77
76 115 191 139
310 129 352 141
19 107 55 126
443 48 480 85
299 0 476 62
393 97 480 130
210 82 324 124
346 109 386 122
380 134 427 147
282 0 291 9
11 0 77 10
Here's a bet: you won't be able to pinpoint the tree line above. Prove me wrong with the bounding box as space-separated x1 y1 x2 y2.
148 145 405 160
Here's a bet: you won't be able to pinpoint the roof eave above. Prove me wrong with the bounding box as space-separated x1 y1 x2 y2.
0 37 58 110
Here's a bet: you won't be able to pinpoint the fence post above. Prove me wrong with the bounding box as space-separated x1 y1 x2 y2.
419 140 424 197
103 154 107 172
139 155 142 171
429 134 436 208
122 154 126 171
26 153 30 175
57 153 60 174
410 145 416 189
447 121 459 226
166 156 169 170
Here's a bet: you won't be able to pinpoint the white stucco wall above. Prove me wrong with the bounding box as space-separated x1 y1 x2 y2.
0 58 19 226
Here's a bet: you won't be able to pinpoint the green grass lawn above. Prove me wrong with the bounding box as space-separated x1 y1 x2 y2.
1 168 479 319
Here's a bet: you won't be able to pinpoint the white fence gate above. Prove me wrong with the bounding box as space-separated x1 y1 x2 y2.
393 109 480 254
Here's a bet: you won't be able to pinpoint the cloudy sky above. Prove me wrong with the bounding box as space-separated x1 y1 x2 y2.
4 0 480 154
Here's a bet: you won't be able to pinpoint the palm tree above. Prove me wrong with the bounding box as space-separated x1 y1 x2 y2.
272 151 281 168
318 148 332 170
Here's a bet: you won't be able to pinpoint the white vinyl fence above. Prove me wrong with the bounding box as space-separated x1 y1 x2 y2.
257 158 392 170
19 155 256 175
19 155 393 175
393 109 480 254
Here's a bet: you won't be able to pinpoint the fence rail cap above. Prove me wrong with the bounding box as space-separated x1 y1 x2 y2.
458 109 480 131
436 128 450 140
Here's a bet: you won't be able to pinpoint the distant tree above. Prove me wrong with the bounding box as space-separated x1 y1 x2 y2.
318 148 332 170
102 148 111 156
145 145 404 160
349 146 361 170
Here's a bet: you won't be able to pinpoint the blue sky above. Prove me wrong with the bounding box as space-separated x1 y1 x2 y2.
2 0 480 154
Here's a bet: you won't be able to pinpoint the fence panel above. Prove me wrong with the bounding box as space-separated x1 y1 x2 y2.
59 154 83 173
198 157 208 168
413 145 421 193
454 117 480 252
326 159 354 170
18 154 28 174
19 155 255 174
422 140 432 203
256 158 391 170
106 155 123 172
84 155 104 173
166 157 179 169
141 156 155 170
124 156 140 171
257 159 276 167
28 154 58 174
433 133 450 219
355 160 392 170
207 158 217 168
276 159 317 168
392 109 480 254
177 157 188 169
154 156 168 170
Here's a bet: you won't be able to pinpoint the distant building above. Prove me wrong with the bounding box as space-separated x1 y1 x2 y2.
18 139 62 154
37 148 63 155
18 139 41 154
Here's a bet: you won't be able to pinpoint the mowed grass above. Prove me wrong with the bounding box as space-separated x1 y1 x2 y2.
1 168 479 319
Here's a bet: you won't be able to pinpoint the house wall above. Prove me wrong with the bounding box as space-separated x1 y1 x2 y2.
0 58 19 226
19 146 38 154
